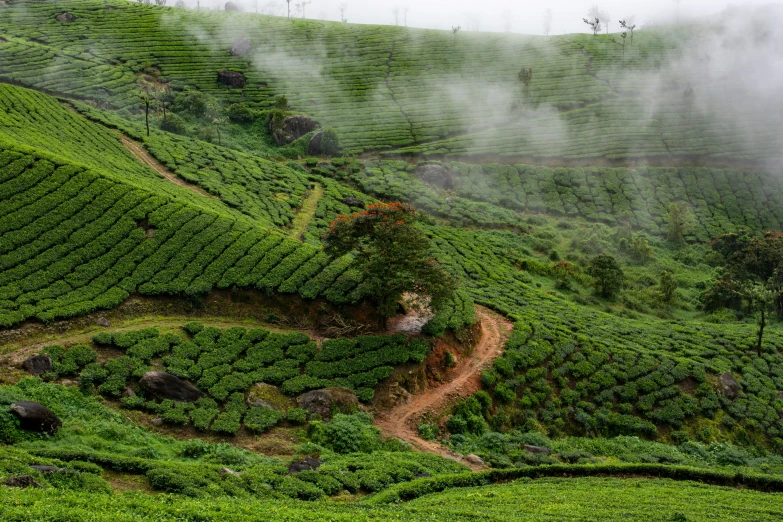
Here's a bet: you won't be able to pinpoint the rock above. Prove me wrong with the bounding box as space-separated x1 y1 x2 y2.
523 444 552 456
4 475 41 488
96 317 111 327
288 457 320 474
465 454 485 466
21 354 52 376
224 1 241 11
139 371 206 402
219 467 241 477
55 12 76 22
246 383 292 411
307 129 323 155
29 465 67 474
272 115 318 146
151 417 164 426
297 388 358 420
719 371 740 399
9 402 61 434
59 380 77 387
414 471 432 478
122 387 136 398
229 37 252 56
217 70 246 88
415 164 454 190
146 229 155 239
341 196 365 208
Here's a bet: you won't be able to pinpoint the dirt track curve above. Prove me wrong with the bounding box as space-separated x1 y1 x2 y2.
120 136 216 199
375 306 513 471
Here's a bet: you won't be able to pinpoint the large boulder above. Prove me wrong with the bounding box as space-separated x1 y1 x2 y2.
341 196 365 209
229 37 252 56
272 116 318 146
288 457 320 474
4 475 41 488
415 164 454 190
719 371 740 399
96 317 111 327
246 383 292 411
55 12 76 22
296 388 358 420
217 70 246 88
21 354 52 376
139 371 206 402
9 402 61 434
523 444 552 456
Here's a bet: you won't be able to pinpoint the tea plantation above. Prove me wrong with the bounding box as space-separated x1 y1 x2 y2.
2 0 783 519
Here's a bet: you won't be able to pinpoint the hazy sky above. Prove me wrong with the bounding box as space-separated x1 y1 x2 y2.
220 0 782 34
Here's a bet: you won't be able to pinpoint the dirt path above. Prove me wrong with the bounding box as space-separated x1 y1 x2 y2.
375 306 513 471
119 136 216 199
288 182 323 240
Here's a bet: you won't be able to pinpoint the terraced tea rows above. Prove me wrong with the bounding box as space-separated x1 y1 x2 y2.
0 148 367 327
1 0 778 161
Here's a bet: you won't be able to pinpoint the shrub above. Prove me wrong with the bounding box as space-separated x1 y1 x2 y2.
320 127 340 156
307 413 383 453
227 103 257 123
160 113 188 134
244 406 283 433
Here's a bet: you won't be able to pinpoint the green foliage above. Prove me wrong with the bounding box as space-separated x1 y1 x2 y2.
308 413 384 454
243 406 284 434
159 113 188 135
320 127 341 156
588 254 624 298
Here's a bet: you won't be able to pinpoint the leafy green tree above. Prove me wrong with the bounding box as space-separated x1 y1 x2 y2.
323 202 455 326
711 230 783 354
667 202 693 246
659 270 677 306
587 254 624 298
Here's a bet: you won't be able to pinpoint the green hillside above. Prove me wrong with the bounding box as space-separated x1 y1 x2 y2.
2 0 783 519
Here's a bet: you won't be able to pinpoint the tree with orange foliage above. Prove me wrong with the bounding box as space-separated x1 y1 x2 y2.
323 202 455 326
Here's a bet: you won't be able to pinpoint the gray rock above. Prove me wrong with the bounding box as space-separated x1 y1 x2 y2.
122 387 136 398
523 444 552 456
55 12 76 22
229 37 252 56
465 454 485 466
719 371 740 399
96 317 111 327
151 417 164 426
21 354 52 376
288 457 320 474
224 1 242 11
219 467 241 477
217 70 246 88
9 402 61 434
307 129 323 155
29 465 68 474
297 388 358 420
272 115 318 146
4 475 41 488
415 164 454 189
341 196 365 209
139 371 206 402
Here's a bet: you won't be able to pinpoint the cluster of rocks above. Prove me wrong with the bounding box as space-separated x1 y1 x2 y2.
272 115 318 146
217 70 246 89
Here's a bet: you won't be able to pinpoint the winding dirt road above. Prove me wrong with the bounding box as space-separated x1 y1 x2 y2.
375 306 513 471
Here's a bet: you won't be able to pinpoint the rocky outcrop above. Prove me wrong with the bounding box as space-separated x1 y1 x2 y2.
415 164 454 189
465 454 484 466
523 444 552 456
246 383 291 411
96 317 111 327
55 12 76 22
288 457 320 474
4 476 41 488
229 37 252 56
9 402 62 434
297 388 358 420
272 116 318 146
21 354 52 376
139 371 206 402
341 196 365 208
719 371 740 399
217 70 246 88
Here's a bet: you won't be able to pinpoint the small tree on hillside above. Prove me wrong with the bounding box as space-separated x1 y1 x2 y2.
518 67 533 88
542 8 553 36
286 0 292 18
658 270 677 306
583 17 601 37
138 89 151 137
452 25 461 44
667 202 693 246
338 2 347 22
619 18 637 45
587 254 624 298
323 202 455 326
